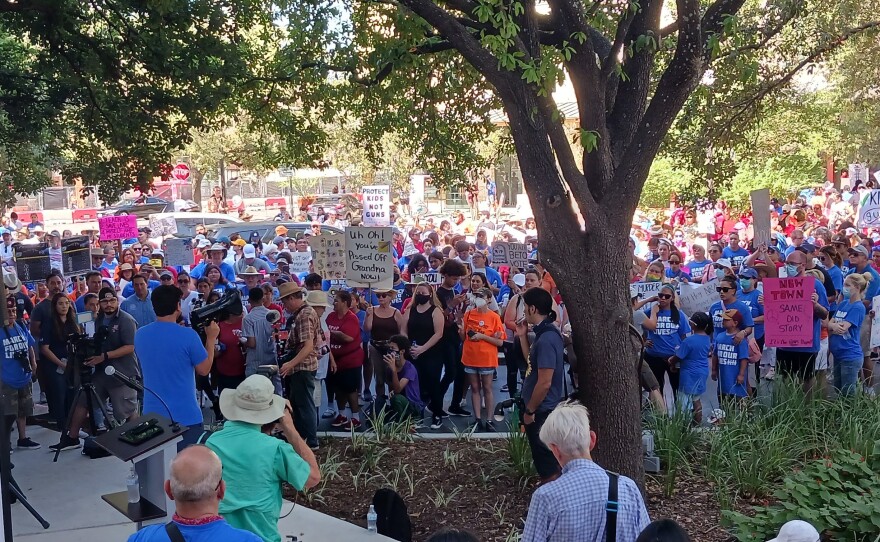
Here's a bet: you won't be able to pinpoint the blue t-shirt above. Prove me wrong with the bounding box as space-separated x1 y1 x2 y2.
122 279 161 298
128 519 261 542
391 282 407 311
722 247 750 269
642 307 691 357
665 268 691 281
686 259 711 281
709 299 754 338
522 320 565 412
827 265 844 293
134 321 208 426
841 259 851 276
714 331 749 397
675 334 711 396
737 288 765 340
1 323 35 389
829 301 866 361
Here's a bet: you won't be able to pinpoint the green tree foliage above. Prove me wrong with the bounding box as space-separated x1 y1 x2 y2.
640 157 694 209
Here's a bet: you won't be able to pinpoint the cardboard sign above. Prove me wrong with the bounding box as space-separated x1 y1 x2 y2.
750 188 772 247
61 236 91 276
871 296 880 349
164 238 194 267
149 215 178 236
678 281 718 316
629 281 663 300
857 189 880 228
98 215 138 241
345 227 394 288
411 272 441 285
13 242 52 282
309 233 346 280
290 250 312 275
492 242 528 270
763 277 814 348
362 185 391 227
402 238 420 257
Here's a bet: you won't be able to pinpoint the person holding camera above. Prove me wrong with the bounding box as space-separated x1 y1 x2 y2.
383 334 424 421
1 294 40 450
51 288 141 452
242 288 281 394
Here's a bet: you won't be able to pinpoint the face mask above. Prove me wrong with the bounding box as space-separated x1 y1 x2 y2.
739 279 752 291
785 264 799 277
414 293 431 305
715 268 726 279
473 298 488 309
842 287 852 300
646 273 662 282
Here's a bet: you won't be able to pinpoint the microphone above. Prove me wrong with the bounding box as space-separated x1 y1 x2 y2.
105 366 181 432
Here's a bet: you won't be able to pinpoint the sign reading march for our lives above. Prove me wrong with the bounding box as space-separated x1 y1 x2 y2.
857 189 880 228
361 185 391 227
98 215 138 241
345 227 394 289
763 277 814 348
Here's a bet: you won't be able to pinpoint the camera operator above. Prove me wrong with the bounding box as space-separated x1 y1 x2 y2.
51 288 140 452
1 294 40 450
135 285 219 450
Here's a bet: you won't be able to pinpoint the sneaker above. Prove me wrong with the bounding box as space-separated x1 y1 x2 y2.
49 435 81 452
38 392 47 405
430 416 443 430
467 420 481 433
330 415 349 428
321 408 337 419
78 430 90 439
16 438 41 450
348 418 362 430
500 384 509 393
308 443 320 451
448 405 471 417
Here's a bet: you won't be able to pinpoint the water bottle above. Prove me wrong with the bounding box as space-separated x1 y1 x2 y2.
366 504 377 533
126 466 140 503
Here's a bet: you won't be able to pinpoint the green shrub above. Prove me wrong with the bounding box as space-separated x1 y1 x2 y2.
648 409 701 496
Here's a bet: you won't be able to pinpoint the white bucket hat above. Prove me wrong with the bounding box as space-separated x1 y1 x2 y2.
218 375 285 425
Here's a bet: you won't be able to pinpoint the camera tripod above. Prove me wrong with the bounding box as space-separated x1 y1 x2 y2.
52 368 118 463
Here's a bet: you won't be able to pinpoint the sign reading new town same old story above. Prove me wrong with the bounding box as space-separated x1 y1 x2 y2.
763 277 814 348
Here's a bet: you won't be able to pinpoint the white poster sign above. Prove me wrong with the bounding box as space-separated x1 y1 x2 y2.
857 189 880 228
164 238 193 267
750 188 771 248
678 281 718 316
629 282 663 300
290 250 312 275
309 233 346 280
491 242 528 270
345 227 394 288
871 296 880 349
362 185 391 226
411 272 441 285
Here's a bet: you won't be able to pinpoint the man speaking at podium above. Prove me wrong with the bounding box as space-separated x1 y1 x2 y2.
134 285 219 450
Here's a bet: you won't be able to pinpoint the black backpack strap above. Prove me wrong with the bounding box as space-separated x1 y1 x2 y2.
165 521 187 542
605 471 619 542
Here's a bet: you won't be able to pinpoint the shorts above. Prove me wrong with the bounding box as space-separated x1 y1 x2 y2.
675 391 701 413
1 382 33 418
328 366 361 395
78 377 138 422
463 366 495 375
775 350 817 380
640 360 660 392
814 337 829 371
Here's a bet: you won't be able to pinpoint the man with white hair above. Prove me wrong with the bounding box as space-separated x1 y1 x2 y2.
127 445 260 541
522 401 650 542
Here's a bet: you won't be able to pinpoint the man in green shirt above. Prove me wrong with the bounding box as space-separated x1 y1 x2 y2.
206 375 321 542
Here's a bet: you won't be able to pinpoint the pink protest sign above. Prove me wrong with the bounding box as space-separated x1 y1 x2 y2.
763 277 814 348
98 215 138 241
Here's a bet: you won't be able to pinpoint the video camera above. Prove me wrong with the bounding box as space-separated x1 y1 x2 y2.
67 326 109 382
191 289 242 342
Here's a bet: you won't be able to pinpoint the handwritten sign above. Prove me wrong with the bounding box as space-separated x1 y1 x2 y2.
345 227 394 288
362 185 391 227
98 215 138 241
149 215 177 236
402 238 420 257
678 281 718 316
309 233 346 280
492 242 528 270
411 272 441 285
290 250 312 275
763 277 814 348
164 238 194 267
13 242 51 282
61 236 91 276
629 281 663 300
871 296 880 349
857 189 880 228
750 188 771 248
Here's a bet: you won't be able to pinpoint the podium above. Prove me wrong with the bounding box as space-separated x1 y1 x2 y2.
94 414 186 527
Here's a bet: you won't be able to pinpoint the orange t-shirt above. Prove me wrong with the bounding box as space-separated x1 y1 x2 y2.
461 309 504 368
541 272 557 294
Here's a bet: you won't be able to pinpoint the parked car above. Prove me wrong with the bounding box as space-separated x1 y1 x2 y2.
205 221 344 243
149 212 241 238
307 194 363 225
98 196 199 218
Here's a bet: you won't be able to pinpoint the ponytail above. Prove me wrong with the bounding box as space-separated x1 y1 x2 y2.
547 310 557 323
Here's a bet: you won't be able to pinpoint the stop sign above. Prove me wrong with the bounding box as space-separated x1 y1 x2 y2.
171 163 190 181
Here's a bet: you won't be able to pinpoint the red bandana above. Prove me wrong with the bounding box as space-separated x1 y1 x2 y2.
172 513 224 526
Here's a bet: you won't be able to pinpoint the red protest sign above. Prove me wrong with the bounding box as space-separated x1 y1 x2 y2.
98 215 138 241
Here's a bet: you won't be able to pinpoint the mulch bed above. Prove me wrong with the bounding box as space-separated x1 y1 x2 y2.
284 437 735 542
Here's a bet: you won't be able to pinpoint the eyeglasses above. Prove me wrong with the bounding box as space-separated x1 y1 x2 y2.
716 287 734 293
376 293 390 298
657 293 673 300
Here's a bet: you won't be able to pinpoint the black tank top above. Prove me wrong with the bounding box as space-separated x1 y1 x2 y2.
407 305 437 347
371 311 400 341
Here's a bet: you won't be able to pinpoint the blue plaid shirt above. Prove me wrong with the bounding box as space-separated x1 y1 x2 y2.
522 459 650 542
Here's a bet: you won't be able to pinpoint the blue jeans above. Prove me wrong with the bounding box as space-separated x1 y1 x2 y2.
833 358 861 397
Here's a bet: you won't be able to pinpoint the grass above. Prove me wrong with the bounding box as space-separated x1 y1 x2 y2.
503 421 537 482
648 408 701 496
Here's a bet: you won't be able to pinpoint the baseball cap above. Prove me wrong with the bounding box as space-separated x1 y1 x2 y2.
739 268 759 279
831 233 847 245
272 235 286 245
243 244 256 258
159 270 173 279
722 309 743 327
217 236 231 245
275 225 289 236
766 520 820 542
714 258 733 269
98 287 117 301
231 238 246 247
512 273 526 287
796 242 816 254
689 311 712 331
849 245 869 258
197 239 211 249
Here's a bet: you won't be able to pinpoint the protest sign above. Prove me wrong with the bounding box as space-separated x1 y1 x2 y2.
309 233 346 280
857 190 880 228
871 296 880 349
61 236 91 276
13 242 51 282
345 227 394 288
98 215 138 241
629 281 663 300
326 279 347 299
763 277 814 347
750 188 772 247
362 185 391 226
164 238 194 267
149 215 177 236
411 272 441 285
492 242 528 270
678 281 718 316
402 238 420 257
290 250 312 275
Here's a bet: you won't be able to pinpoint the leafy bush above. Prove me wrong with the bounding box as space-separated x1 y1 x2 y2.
724 444 880 542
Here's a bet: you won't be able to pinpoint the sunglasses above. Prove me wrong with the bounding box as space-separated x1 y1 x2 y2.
657 293 673 300
737 276 753 281
178 279 189 284
376 293 390 298
669 260 681 264
161 276 173 280
716 287 734 293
